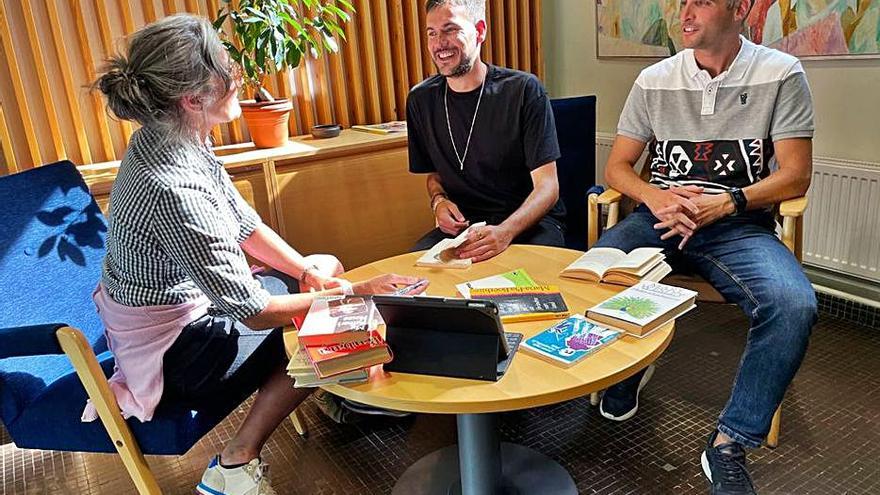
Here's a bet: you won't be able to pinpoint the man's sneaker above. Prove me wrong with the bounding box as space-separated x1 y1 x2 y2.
599 364 655 421
700 431 757 495
314 389 411 424
340 398 412 418
197 455 276 495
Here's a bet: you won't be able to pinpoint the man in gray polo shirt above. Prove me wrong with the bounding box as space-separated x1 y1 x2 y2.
595 1 816 493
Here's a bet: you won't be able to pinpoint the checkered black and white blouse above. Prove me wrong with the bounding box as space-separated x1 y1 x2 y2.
101 126 270 321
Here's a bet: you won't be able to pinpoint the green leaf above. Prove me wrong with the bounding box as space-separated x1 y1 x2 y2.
212 13 228 30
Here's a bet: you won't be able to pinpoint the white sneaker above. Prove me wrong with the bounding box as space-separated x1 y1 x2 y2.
196 456 277 495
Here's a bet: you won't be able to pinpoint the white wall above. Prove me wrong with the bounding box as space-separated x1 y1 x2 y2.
542 0 880 164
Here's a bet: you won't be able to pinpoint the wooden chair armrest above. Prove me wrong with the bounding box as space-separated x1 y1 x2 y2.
587 188 625 248
779 196 807 218
596 188 623 205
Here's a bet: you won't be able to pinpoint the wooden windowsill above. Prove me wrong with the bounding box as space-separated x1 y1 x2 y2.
79 129 408 194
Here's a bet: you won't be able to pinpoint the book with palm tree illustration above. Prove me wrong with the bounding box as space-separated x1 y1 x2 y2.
586 281 697 337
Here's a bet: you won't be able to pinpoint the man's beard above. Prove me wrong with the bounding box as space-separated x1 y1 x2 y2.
436 52 474 78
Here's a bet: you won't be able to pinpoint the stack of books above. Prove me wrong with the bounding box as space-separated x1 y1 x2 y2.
287 295 392 387
559 247 672 286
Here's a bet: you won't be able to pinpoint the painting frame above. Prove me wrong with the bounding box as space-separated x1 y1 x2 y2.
595 0 880 60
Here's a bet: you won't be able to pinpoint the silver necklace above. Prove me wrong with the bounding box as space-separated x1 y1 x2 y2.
444 72 486 171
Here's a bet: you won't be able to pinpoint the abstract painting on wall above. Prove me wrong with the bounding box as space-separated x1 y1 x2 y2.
597 0 880 58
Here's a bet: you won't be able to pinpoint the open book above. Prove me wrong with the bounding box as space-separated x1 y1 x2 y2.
559 247 671 286
415 222 487 268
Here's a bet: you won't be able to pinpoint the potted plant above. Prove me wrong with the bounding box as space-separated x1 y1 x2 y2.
214 0 353 148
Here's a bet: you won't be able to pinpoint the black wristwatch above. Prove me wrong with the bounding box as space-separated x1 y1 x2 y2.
728 187 748 215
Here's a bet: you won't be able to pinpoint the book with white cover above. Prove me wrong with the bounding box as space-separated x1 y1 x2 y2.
415 222 487 268
586 281 697 336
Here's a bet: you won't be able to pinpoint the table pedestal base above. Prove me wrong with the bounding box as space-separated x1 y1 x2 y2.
392 414 576 495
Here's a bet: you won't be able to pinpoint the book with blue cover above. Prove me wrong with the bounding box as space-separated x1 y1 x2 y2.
520 314 621 367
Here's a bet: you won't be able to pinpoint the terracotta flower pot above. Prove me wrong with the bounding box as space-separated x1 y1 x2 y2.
240 98 294 148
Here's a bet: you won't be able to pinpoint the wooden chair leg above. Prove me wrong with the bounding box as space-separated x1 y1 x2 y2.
290 408 308 437
57 327 162 494
590 392 600 406
765 405 781 449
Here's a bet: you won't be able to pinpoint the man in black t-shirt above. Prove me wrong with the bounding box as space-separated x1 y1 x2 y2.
407 0 566 262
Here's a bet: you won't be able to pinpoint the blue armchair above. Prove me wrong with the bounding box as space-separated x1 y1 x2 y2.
0 161 304 494
550 95 597 251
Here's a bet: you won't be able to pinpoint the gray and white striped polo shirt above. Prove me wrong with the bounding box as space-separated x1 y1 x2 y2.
101 126 270 321
618 36 814 194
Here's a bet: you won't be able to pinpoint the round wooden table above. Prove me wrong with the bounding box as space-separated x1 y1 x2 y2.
284 245 675 495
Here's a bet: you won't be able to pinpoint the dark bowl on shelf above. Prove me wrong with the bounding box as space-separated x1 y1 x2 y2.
311 124 342 139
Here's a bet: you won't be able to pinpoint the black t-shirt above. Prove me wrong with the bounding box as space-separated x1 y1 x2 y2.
407 65 564 224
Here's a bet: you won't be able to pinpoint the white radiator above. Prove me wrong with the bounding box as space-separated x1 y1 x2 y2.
804 158 880 282
594 133 880 283
595 132 616 185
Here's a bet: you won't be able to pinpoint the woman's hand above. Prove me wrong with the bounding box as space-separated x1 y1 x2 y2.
352 274 429 295
303 271 347 291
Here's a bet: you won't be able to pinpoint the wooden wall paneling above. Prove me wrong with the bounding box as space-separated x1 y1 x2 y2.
355 0 381 123
341 9 366 125
417 0 432 79
310 57 334 126
0 0 41 167
294 64 316 133
482 0 493 66
94 0 133 144
185 0 201 14
21 1 66 162
0 103 16 173
505 0 518 70
327 52 351 128
530 0 544 80
489 0 505 67
47 1 92 164
141 0 157 23
401 0 423 89
163 0 178 15
72 0 116 162
387 0 409 121
118 0 136 33
517 0 531 73
369 0 396 121
277 70 301 136
202 0 226 143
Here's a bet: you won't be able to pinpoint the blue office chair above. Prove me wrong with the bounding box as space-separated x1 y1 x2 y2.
0 161 304 494
550 95 597 251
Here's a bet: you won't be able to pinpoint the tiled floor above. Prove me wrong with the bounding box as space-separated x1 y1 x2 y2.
2 304 879 494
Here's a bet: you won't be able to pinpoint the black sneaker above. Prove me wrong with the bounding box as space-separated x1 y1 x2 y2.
340 399 412 418
599 364 654 421
701 431 757 495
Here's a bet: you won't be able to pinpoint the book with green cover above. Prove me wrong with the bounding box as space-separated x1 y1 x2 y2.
586 281 697 337
455 268 538 298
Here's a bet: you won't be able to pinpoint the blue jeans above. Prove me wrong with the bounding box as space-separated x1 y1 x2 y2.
596 205 817 447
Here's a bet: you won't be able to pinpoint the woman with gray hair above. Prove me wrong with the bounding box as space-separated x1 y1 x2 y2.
93 14 425 495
